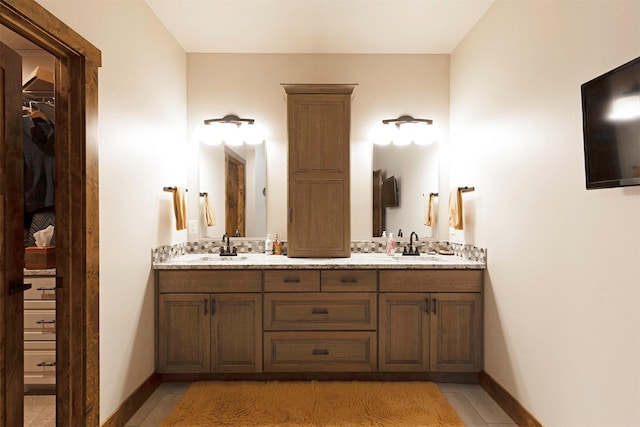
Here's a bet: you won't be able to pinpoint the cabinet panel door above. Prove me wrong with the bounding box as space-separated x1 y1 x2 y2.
158 294 210 373
430 293 482 372
211 293 262 373
378 293 429 372
287 91 352 257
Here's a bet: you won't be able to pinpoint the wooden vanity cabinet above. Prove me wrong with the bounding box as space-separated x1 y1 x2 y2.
157 271 262 373
283 84 357 258
378 270 483 372
263 269 377 372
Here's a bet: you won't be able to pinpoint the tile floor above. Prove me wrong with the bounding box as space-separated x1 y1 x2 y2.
125 381 517 427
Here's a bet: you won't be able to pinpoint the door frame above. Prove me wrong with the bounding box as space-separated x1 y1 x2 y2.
0 1 101 425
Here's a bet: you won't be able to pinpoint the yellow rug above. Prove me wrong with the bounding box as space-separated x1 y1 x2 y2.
161 381 464 427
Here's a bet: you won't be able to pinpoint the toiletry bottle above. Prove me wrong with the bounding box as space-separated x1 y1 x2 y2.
273 234 282 255
386 232 396 256
265 234 273 255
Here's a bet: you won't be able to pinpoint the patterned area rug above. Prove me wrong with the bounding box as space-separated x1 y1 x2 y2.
162 381 464 427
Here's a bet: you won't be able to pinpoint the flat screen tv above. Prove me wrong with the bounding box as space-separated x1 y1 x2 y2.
581 55 640 189
382 176 399 207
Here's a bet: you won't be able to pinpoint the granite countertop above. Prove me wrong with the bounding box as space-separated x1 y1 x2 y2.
153 252 485 270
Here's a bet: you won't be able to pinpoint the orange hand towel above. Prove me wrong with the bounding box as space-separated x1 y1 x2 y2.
424 193 436 227
448 187 464 230
203 193 216 227
173 187 187 231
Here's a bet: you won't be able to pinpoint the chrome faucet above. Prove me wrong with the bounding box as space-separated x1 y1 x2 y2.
403 231 420 256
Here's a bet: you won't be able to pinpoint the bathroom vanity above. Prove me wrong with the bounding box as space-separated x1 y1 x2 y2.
153 253 484 380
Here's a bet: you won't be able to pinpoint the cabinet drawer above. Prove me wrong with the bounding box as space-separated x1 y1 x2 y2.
158 270 262 293
264 331 376 372
379 270 482 292
24 349 56 385
24 276 56 300
264 293 376 330
25 309 56 341
264 270 320 292
321 270 376 292
25 300 55 310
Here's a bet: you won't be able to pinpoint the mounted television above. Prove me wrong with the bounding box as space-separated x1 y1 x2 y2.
382 176 399 207
581 55 640 189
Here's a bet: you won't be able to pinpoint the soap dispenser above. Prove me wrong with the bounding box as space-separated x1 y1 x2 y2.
265 234 273 255
386 232 396 256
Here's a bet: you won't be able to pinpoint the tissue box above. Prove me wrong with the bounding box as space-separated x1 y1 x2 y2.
25 246 56 270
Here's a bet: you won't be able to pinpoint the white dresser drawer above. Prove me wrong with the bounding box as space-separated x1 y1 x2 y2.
24 349 56 385
23 276 56 300
24 309 56 341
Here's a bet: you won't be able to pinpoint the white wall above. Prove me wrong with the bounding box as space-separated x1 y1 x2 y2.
35 0 187 423
451 1 640 425
186 54 450 241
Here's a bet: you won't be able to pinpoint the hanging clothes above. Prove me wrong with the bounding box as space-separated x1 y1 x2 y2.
23 114 55 213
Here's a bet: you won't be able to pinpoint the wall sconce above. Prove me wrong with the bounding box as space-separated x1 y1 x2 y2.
374 115 437 146
201 114 264 146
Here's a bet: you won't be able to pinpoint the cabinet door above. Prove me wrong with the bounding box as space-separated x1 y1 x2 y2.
211 293 262 373
430 293 482 372
286 86 355 257
158 294 210 373
378 293 429 371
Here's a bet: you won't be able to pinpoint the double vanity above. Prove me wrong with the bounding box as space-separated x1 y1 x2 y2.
153 250 485 381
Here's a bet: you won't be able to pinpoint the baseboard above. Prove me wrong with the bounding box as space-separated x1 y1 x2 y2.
479 370 543 427
101 372 162 427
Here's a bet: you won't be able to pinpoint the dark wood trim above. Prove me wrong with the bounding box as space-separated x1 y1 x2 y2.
0 0 101 425
479 370 543 427
101 373 162 427
161 371 480 383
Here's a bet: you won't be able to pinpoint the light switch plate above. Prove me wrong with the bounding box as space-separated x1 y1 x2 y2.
188 220 198 234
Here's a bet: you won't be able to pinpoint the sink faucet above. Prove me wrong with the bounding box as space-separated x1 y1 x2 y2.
220 232 237 256
403 232 420 256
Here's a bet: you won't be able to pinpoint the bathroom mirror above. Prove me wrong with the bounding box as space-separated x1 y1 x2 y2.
198 143 267 239
372 142 440 239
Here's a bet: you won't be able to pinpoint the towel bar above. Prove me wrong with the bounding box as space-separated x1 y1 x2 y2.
163 186 188 193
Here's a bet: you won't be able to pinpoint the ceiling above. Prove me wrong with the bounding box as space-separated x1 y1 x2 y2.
144 0 494 54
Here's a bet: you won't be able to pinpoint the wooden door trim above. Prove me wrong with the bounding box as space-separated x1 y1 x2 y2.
1 0 101 425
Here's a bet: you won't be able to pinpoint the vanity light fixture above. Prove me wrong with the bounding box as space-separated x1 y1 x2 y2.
201 114 264 146
374 115 437 146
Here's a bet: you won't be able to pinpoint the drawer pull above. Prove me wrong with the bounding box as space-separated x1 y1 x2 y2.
35 319 55 325
204 298 208 316
311 308 329 315
312 349 329 356
340 278 358 284
432 298 437 314
36 361 56 367
36 287 56 291
283 278 301 284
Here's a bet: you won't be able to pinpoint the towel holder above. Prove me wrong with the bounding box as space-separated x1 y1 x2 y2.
424 187 475 198
163 186 188 193
199 192 208 197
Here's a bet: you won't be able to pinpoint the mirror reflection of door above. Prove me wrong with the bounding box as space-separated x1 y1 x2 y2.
225 148 245 237
0 39 27 426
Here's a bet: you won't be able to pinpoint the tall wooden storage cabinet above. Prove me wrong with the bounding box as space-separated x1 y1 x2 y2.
283 84 356 257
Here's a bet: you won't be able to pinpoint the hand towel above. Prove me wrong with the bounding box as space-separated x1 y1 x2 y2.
172 187 187 231
448 187 464 230
203 193 216 227
424 193 436 227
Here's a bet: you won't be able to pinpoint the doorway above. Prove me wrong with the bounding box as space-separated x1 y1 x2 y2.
0 0 101 425
225 148 246 237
